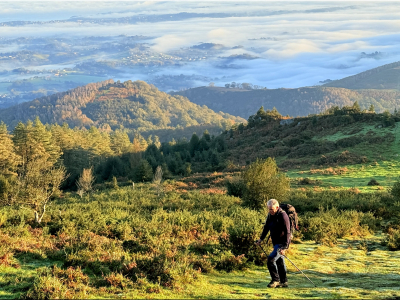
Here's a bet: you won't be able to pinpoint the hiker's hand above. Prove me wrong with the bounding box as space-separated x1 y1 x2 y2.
255 239 262 245
279 249 286 255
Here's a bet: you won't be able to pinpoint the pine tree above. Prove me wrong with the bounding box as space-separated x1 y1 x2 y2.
189 133 200 156
0 122 20 176
153 135 161 149
11 119 66 223
135 159 153 182
369 104 375 113
87 126 113 157
110 130 131 155
32 117 61 164
203 129 211 142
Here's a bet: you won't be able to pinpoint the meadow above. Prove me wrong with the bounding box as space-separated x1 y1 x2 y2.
0 177 399 299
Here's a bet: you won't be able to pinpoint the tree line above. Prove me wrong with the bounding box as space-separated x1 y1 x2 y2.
0 117 228 223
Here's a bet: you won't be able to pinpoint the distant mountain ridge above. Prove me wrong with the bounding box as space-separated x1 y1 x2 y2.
173 86 400 119
0 80 245 131
322 61 400 90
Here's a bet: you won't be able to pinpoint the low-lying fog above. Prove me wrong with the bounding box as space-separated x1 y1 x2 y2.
1 1 400 97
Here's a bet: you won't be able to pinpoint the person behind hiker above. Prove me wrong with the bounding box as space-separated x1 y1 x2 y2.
255 199 291 288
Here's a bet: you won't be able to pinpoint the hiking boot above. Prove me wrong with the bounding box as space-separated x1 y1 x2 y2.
279 282 289 288
267 281 280 288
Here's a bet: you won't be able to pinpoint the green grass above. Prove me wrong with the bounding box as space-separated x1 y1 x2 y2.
2 235 398 299
285 121 400 192
288 160 400 192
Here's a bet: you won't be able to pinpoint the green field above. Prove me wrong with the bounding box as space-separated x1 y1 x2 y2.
1 234 399 299
286 122 400 192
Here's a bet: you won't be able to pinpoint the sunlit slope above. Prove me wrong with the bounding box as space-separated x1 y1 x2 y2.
0 80 244 131
225 113 397 164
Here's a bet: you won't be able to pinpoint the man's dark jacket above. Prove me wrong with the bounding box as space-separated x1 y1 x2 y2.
260 207 291 249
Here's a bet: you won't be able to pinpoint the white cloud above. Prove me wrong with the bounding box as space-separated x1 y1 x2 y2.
1 1 400 89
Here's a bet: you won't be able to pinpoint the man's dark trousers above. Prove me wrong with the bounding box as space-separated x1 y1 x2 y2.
267 244 287 283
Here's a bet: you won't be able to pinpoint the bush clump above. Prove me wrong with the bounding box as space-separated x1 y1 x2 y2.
241 158 290 210
367 179 380 186
225 176 246 198
386 228 400 250
302 208 374 245
23 266 90 299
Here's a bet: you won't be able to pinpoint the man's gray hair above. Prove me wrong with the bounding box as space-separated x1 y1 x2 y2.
267 199 279 208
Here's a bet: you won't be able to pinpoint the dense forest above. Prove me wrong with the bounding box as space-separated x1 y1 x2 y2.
173 86 400 118
0 117 230 193
0 80 244 134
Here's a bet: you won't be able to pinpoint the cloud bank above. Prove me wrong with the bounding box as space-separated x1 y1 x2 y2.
1 1 400 89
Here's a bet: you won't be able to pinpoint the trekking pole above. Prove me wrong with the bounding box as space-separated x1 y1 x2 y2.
254 241 317 287
281 254 317 287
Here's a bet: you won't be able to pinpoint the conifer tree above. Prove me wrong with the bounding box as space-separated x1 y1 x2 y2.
11 119 66 223
110 130 131 155
0 122 20 176
153 135 161 149
87 126 113 157
189 133 200 156
135 159 153 182
369 104 375 113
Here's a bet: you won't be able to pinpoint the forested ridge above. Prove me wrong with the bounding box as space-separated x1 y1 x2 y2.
173 86 400 119
0 79 244 132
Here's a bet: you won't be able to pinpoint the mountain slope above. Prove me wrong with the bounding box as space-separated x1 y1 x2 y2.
322 61 400 89
0 80 245 131
173 86 400 119
221 109 400 170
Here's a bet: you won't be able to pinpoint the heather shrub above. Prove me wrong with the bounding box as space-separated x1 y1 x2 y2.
385 228 400 250
103 272 134 289
214 251 248 272
227 207 262 258
301 208 374 245
226 176 246 198
24 266 90 299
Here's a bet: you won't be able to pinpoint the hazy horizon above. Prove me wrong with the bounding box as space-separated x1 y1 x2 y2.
1 1 400 91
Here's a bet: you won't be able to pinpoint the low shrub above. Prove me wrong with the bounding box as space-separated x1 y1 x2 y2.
214 251 248 272
227 207 262 259
301 208 374 245
23 266 90 299
298 177 322 185
103 272 133 289
386 228 400 250
367 179 380 186
225 176 246 198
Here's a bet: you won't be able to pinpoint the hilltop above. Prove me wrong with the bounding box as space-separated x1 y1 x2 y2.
172 86 400 119
0 80 244 133
223 106 399 168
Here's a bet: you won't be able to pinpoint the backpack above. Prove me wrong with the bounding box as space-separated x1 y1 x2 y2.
279 203 299 234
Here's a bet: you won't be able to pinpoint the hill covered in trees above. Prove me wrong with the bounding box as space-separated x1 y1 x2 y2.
173 86 400 119
0 79 244 132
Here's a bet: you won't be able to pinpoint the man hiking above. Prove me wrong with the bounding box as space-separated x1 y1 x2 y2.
255 199 291 288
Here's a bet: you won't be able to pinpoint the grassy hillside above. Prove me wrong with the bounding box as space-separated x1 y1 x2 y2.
173 86 400 119
323 60 400 89
220 108 400 192
0 79 244 132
